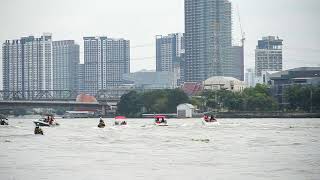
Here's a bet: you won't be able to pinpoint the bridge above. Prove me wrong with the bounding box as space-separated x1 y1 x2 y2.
0 89 130 116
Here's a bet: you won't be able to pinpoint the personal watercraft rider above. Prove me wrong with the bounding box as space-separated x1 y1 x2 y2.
160 118 166 123
209 115 217 122
34 125 44 135
0 118 9 125
98 117 106 128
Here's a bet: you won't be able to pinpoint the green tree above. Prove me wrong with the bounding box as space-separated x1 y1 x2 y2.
197 84 278 112
285 85 320 112
117 91 143 117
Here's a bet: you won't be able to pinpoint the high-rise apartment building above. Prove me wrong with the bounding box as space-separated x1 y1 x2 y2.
156 33 185 87
2 33 53 97
83 37 130 95
52 40 79 91
231 46 244 81
184 0 232 82
255 36 283 76
77 63 85 93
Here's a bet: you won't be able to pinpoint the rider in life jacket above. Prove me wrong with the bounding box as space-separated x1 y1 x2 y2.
0 118 9 125
204 115 209 122
34 125 44 135
98 117 106 128
210 115 217 122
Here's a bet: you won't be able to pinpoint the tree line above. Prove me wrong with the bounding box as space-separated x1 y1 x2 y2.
285 84 320 112
117 89 189 117
117 84 320 117
191 84 278 112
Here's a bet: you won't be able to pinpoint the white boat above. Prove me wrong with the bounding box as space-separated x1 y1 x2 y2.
154 115 168 126
114 116 127 126
33 115 60 127
202 116 219 126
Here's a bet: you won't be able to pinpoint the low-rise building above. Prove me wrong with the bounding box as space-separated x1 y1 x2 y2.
269 67 320 105
177 103 195 118
203 76 246 92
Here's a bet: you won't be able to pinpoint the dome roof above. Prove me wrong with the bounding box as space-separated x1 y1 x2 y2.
204 76 243 85
76 94 98 103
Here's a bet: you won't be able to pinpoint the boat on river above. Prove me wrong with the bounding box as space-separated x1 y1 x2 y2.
33 114 60 127
114 116 127 126
202 115 219 126
154 115 168 126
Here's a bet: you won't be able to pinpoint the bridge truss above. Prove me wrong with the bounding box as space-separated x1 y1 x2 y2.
0 90 78 101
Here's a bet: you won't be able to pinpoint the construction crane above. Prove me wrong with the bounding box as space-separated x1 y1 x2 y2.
237 4 245 47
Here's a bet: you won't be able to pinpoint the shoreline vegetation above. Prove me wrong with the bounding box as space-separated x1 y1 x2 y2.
117 84 320 118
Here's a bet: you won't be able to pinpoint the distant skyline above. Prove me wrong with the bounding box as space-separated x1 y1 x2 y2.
1 0 320 89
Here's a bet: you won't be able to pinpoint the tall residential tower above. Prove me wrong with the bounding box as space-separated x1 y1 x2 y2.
156 33 185 86
52 40 80 91
2 33 53 97
83 37 130 95
184 0 232 82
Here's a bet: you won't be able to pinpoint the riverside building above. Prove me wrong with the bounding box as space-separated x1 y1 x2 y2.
83 36 130 95
156 33 185 87
184 0 232 82
2 33 53 97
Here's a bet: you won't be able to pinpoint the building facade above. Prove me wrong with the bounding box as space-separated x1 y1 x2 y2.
2 33 53 97
52 40 79 91
255 36 283 76
156 33 185 87
203 76 246 92
123 71 175 90
83 36 130 95
269 67 320 106
184 0 232 82
77 63 85 93
231 45 244 81
245 68 256 87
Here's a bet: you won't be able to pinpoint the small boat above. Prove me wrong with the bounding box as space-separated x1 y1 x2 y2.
33 115 59 127
114 116 127 126
202 115 219 126
154 115 168 126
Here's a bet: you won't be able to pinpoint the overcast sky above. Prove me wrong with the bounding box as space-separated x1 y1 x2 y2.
1 0 320 88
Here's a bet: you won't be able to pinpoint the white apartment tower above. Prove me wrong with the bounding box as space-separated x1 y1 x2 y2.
52 40 80 91
2 33 53 97
83 37 130 95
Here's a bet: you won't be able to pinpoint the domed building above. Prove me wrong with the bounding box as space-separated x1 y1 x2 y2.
203 76 246 92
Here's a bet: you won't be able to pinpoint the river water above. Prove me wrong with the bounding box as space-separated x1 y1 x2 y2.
0 117 319 180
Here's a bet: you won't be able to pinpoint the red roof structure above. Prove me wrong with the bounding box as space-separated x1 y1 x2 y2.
181 82 203 96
